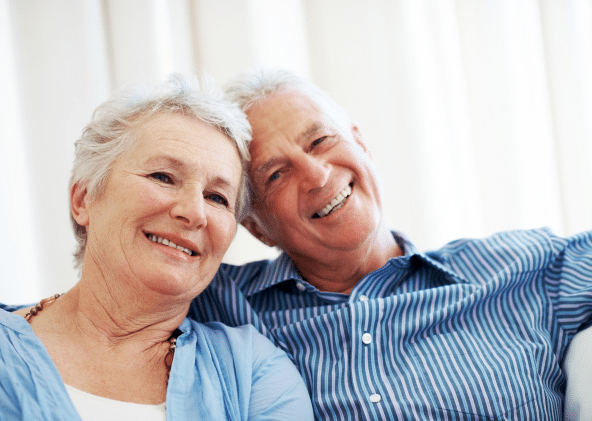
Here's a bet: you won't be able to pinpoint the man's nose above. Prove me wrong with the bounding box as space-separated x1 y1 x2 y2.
171 187 207 229
298 154 331 191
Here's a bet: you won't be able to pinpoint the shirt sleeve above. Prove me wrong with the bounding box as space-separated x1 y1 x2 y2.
247 326 314 421
545 230 592 337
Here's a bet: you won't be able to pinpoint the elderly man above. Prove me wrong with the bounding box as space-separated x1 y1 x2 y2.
188 69 592 420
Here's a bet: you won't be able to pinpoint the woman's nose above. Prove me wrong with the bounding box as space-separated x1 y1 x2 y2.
171 188 207 229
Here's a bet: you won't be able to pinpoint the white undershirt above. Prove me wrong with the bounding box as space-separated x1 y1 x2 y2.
65 384 166 421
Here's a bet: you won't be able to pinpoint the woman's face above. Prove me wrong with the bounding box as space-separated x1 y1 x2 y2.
74 112 242 299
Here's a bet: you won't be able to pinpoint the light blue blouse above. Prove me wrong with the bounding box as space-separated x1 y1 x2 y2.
0 309 313 420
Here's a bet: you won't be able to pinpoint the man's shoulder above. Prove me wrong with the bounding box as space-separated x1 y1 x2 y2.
439 227 556 251
216 259 274 289
188 259 278 330
427 228 565 275
427 227 591 274
441 227 591 255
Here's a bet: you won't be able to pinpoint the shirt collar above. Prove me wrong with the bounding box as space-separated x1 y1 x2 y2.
243 232 466 297
243 252 303 296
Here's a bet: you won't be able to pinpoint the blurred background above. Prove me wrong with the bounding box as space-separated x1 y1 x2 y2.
1 0 591 303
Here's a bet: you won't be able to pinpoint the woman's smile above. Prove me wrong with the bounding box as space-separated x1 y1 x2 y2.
146 233 197 257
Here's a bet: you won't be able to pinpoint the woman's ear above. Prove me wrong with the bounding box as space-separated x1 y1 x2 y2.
71 183 90 226
241 216 277 248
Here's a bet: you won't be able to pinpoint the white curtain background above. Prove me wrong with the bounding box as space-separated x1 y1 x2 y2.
1 0 591 304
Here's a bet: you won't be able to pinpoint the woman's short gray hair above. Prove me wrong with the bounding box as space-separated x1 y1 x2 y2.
70 74 251 268
223 68 351 222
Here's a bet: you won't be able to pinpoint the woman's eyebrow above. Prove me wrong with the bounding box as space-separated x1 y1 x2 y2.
146 155 236 188
144 155 186 169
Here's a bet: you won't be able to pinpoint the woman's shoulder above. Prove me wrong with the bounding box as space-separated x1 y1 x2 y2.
0 304 33 333
180 318 293 379
0 301 30 311
183 319 269 353
179 319 313 420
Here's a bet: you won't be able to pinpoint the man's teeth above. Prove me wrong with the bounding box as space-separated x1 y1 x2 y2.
147 234 195 256
315 184 352 218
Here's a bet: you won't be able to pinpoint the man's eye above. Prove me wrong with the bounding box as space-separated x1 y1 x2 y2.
150 172 173 184
207 193 229 207
310 136 327 150
267 171 280 184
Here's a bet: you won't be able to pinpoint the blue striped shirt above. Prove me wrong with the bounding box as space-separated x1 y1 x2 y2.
188 228 592 420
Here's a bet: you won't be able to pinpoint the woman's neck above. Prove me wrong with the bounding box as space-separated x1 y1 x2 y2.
18 278 188 404
66 280 187 344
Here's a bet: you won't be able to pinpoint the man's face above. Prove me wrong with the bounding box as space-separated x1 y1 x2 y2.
244 90 385 264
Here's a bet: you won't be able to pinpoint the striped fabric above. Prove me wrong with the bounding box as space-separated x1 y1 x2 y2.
188 228 592 420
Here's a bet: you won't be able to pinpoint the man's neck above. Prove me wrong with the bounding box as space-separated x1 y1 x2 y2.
292 229 403 294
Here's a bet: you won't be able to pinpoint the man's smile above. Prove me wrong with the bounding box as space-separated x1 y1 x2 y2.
312 183 353 218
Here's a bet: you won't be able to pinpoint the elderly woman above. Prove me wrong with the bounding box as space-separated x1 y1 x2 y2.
0 75 313 420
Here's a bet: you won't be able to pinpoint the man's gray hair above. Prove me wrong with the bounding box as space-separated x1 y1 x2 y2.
70 74 251 268
223 68 351 222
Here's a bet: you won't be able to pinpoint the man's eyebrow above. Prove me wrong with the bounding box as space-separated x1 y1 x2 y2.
297 121 323 143
254 157 283 183
253 122 325 182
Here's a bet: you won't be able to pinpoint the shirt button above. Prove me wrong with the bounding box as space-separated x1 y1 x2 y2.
359 295 369 302
362 333 372 344
296 282 306 291
369 393 381 403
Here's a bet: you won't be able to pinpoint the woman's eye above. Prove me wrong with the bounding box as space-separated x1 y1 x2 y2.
150 172 173 184
207 193 229 207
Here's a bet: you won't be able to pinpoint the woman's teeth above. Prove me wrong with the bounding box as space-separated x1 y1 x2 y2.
147 234 195 256
314 184 352 218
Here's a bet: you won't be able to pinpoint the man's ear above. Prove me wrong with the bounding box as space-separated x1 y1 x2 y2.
241 216 277 248
351 124 371 158
70 183 90 227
